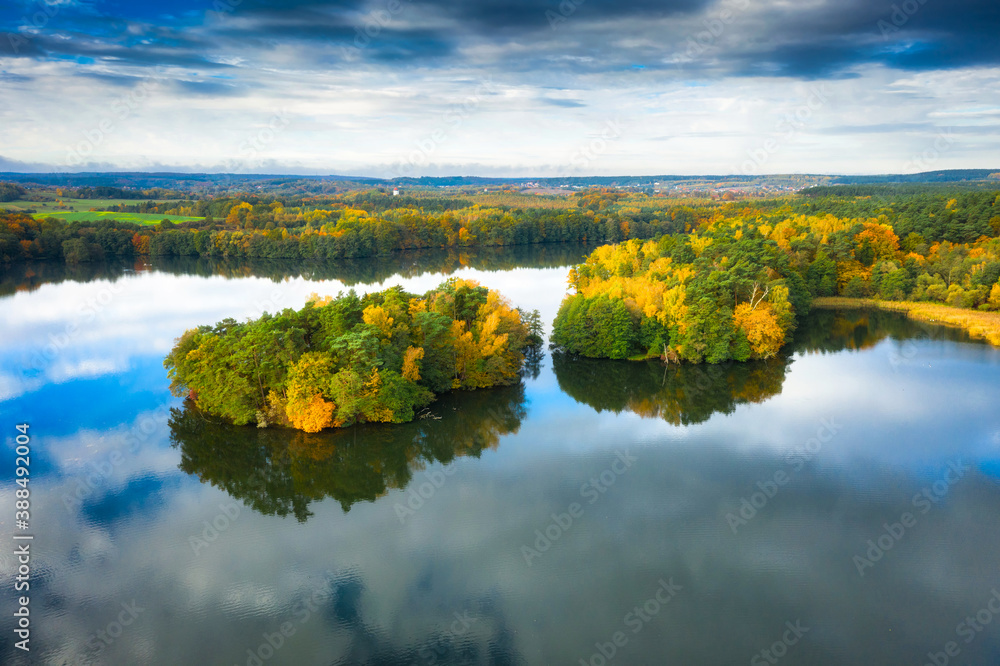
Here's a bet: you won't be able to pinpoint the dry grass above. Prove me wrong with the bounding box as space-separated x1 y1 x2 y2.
812 297 1000 346
467 193 576 209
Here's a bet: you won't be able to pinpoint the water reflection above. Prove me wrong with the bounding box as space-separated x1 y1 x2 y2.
552 352 788 426
6 255 1000 666
170 308 981 520
553 308 975 427
0 243 594 296
791 307 972 353
170 383 528 521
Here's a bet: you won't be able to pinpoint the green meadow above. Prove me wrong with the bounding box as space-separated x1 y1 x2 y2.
6 197 167 213
4 196 202 224
31 210 204 224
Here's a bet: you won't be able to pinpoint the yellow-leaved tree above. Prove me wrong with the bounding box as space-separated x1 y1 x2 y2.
733 302 785 359
402 346 424 381
285 353 337 432
362 304 395 339
987 283 1000 311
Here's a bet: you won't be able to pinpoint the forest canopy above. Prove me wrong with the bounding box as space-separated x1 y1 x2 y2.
164 279 542 432
552 200 1000 363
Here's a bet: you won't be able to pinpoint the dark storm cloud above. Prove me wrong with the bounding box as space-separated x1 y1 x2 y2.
1 0 999 87
232 0 711 31
200 0 1000 77
0 31 45 57
721 0 1000 77
1 29 231 69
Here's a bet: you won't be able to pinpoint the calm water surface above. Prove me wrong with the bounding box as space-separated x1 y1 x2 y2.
1 247 999 665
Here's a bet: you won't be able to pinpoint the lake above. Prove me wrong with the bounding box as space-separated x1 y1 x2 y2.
2 246 999 665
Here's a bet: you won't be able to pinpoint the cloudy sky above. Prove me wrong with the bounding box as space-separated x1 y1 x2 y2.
1 0 999 176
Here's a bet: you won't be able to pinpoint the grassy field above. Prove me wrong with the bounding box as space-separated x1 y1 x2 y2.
813 297 1000 346
29 210 204 224
467 192 577 209
4 197 180 215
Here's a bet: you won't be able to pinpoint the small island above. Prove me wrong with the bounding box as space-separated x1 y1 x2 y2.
165 278 542 432
552 208 1000 363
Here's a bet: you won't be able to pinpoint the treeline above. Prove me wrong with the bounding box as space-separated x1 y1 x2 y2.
0 205 693 264
71 186 170 199
552 199 1000 363
164 279 542 432
0 183 27 202
3 187 998 268
793 188 999 243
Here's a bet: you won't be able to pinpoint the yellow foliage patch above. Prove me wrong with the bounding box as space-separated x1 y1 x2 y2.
733 302 785 359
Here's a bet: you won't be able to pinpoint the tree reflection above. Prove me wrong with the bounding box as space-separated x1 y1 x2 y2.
789 308 967 353
552 352 789 426
1 243 594 295
169 382 527 521
553 308 968 425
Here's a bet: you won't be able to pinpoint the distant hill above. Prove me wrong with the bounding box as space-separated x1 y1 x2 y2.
0 169 996 193
828 169 1000 184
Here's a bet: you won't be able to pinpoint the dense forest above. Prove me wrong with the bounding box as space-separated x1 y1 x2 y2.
551 194 1000 363
2 185 998 265
0 201 692 264
164 279 542 432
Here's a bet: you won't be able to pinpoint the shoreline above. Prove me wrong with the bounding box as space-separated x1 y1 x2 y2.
812 297 1000 347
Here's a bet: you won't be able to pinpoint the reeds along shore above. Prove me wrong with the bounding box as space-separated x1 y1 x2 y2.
812 297 1000 347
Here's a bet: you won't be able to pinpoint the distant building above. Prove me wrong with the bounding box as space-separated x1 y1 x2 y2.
392 188 400 196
